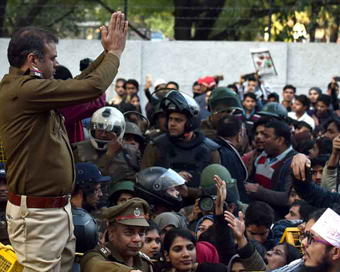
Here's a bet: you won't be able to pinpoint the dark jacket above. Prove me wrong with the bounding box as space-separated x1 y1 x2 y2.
214 137 248 203
293 175 340 208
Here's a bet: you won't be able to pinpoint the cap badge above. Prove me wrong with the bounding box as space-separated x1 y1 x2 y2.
134 207 141 217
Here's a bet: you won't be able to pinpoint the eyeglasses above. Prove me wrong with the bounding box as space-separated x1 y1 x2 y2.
299 231 333 247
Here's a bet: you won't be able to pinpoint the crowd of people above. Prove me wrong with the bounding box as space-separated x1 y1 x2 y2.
0 10 340 272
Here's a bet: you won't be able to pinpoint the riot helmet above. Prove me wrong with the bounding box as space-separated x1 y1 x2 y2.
124 122 144 145
124 111 150 134
72 207 98 253
208 87 243 114
160 91 201 134
135 167 185 212
90 106 126 151
109 180 135 205
258 102 288 120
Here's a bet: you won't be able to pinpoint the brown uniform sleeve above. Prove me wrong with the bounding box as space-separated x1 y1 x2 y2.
19 53 120 112
80 252 132 272
141 144 161 170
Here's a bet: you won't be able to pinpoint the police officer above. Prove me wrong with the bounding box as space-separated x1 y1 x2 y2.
109 180 135 206
134 167 185 216
201 87 243 140
257 102 289 121
80 198 153 272
71 162 111 251
73 107 141 186
141 91 220 203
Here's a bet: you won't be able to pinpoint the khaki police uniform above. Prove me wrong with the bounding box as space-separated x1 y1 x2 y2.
81 198 153 272
0 51 120 272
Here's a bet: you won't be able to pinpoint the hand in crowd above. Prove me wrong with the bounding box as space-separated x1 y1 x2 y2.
178 171 193 181
215 175 226 215
100 11 128 58
332 134 340 155
290 153 311 181
245 182 259 195
105 133 123 158
144 76 152 91
188 198 202 221
224 211 248 249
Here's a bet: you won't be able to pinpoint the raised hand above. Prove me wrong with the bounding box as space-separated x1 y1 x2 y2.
224 210 248 248
100 11 128 58
105 133 123 157
215 175 226 215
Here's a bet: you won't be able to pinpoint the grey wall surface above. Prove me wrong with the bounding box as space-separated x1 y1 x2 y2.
0 39 339 105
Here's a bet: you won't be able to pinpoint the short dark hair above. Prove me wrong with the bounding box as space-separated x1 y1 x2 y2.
146 221 160 235
243 92 257 102
163 228 196 253
54 65 73 80
316 137 333 156
264 120 292 146
167 81 179 90
311 155 328 169
324 116 340 133
253 116 274 133
291 200 316 222
125 79 139 90
227 84 239 94
268 93 280 102
283 84 296 93
245 201 275 229
295 95 310 109
294 121 312 133
317 94 332 107
193 81 199 87
8 27 58 68
116 78 126 85
217 115 243 138
79 58 93 72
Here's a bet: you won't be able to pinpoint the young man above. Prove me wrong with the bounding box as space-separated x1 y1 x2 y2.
310 156 327 186
125 79 139 95
312 94 337 127
282 85 296 112
245 201 275 250
109 78 126 106
288 95 315 129
239 93 261 130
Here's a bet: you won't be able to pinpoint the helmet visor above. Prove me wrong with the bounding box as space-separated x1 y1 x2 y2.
90 122 123 137
154 169 185 191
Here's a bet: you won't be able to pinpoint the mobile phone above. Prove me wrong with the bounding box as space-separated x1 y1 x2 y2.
305 165 312 182
334 76 340 82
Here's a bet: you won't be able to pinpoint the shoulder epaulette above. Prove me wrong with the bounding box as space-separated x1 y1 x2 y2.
98 245 111 258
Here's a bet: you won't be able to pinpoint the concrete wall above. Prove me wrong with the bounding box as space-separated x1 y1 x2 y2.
0 39 339 105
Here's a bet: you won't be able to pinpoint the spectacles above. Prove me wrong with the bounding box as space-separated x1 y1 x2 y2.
299 231 333 247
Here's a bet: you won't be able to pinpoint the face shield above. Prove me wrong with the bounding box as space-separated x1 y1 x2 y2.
153 169 185 192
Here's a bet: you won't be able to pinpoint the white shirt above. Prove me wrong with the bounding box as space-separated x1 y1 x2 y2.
288 111 315 129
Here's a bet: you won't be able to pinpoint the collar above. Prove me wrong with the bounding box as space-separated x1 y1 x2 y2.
9 66 43 79
267 146 293 163
242 109 255 118
108 244 143 269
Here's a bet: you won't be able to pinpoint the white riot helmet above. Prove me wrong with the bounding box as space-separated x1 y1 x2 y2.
90 107 126 151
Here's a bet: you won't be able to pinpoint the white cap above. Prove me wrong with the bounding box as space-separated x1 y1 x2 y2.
311 208 340 248
154 79 167 89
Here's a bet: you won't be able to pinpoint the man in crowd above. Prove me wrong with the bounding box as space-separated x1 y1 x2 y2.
125 79 139 95
201 87 243 140
308 87 322 114
245 120 297 218
81 198 153 272
288 94 315 130
281 85 296 112
142 91 220 203
0 12 128 271
215 115 249 202
312 94 337 127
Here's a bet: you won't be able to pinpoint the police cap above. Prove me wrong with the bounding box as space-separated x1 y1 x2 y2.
103 197 149 227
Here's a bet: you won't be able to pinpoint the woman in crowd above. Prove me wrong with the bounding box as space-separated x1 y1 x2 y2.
160 228 228 272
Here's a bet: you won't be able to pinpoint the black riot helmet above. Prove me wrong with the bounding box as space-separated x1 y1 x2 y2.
134 167 185 212
160 91 201 135
72 207 98 253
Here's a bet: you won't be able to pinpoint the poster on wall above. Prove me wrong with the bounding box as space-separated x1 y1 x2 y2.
250 48 277 76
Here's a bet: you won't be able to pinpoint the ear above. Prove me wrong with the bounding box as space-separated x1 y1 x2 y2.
26 53 38 68
332 247 340 261
164 251 170 262
228 203 236 214
277 136 285 145
107 225 116 243
237 132 242 143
